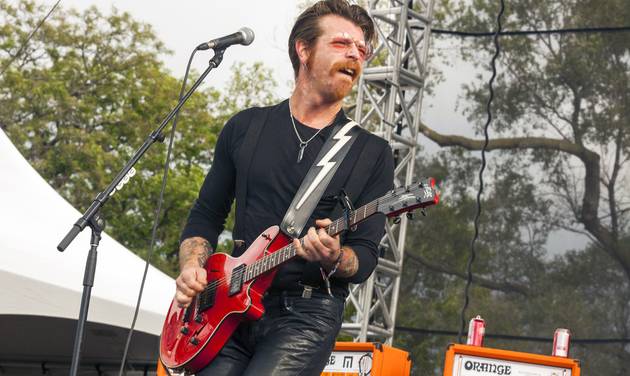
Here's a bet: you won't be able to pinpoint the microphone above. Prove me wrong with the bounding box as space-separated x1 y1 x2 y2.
197 27 255 51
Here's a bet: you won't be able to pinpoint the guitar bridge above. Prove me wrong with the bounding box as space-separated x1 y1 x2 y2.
229 264 246 296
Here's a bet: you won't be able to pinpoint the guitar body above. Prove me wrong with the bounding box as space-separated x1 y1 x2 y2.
160 225 291 373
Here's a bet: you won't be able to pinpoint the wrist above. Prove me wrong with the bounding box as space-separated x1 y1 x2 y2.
324 247 344 275
181 252 209 270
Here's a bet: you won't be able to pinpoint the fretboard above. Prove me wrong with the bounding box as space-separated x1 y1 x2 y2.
242 198 380 282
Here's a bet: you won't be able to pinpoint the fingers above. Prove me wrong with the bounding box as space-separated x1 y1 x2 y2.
175 289 193 307
315 218 332 227
294 238 314 262
317 228 339 250
314 218 340 248
307 227 328 255
297 226 340 262
295 219 341 264
174 266 208 307
188 267 208 290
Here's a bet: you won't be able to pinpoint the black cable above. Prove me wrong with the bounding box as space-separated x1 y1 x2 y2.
396 326 630 344
117 48 198 376
457 0 505 344
0 0 62 77
413 25 630 37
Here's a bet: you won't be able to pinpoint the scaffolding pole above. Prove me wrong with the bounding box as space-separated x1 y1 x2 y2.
343 0 435 345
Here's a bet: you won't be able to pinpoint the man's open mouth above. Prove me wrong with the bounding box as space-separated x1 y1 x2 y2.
339 68 356 78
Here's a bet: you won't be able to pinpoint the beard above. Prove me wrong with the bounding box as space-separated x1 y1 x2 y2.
305 52 362 102
328 60 361 100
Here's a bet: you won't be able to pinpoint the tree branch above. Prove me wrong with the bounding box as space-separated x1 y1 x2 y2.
419 121 590 157
406 253 530 296
418 122 630 280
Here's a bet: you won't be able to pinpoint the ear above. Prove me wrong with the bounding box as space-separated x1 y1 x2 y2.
295 39 310 66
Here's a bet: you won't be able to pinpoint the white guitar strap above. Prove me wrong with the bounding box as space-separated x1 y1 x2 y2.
280 119 360 238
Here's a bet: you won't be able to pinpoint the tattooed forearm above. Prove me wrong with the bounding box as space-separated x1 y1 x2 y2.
179 237 212 270
334 246 359 278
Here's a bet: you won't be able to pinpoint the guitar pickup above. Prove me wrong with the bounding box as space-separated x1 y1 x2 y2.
183 303 194 323
228 264 246 296
198 285 217 313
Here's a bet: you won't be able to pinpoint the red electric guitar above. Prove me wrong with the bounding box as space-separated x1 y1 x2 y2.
159 178 440 374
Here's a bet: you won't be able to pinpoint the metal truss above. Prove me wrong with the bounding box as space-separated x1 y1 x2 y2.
343 0 435 344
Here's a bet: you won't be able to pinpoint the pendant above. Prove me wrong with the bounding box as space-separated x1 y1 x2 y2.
297 142 307 163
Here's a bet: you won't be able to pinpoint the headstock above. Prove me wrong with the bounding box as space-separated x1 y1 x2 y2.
377 178 440 219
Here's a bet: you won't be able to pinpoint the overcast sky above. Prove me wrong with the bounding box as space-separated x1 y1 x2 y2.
53 1 299 93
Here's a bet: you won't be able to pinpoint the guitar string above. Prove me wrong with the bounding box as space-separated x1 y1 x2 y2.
196 200 384 295
197 200 381 296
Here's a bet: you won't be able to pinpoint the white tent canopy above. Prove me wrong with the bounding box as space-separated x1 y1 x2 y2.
0 129 175 371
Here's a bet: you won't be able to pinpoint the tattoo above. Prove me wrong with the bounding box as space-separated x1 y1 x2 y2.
336 246 359 277
179 237 211 270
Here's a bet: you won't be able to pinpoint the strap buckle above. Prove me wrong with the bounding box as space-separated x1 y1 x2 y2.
338 189 357 232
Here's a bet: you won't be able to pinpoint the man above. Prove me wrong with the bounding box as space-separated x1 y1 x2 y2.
175 1 394 374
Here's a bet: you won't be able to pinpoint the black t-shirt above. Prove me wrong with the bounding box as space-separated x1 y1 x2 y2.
181 99 394 297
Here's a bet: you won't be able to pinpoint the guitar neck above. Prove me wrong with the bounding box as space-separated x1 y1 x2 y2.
243 198 379 282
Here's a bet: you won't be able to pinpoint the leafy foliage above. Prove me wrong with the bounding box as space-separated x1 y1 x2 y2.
0 0 278 276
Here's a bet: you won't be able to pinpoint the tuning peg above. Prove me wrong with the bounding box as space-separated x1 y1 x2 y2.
393 216 401 224
406 212 414 220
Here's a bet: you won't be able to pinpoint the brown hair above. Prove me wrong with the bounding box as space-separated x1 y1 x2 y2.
288 0 375 78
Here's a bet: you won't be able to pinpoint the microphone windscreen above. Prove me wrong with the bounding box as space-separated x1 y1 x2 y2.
239 27 255 45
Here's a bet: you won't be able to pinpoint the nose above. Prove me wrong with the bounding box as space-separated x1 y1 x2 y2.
345 43 360 60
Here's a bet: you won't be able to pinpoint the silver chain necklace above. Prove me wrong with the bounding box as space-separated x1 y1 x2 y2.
289 100 329 163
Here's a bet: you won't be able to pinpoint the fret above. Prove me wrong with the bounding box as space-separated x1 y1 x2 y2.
364 205 367 220
263 255 269 272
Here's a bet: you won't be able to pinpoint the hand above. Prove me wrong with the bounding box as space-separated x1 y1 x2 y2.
175 263 208 308
294 218 341 270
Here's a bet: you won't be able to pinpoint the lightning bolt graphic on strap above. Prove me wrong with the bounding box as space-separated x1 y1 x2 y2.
295 121 358 210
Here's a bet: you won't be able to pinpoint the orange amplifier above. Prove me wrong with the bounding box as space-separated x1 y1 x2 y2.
321 341 412 376
444 344 581 376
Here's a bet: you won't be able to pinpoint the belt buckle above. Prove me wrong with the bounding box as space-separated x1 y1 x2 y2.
299 283 314 299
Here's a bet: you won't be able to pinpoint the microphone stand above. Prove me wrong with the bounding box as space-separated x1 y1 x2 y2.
59 48 226 376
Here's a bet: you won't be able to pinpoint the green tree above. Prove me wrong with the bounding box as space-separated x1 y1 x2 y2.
392 0 629 374
0 0 278 275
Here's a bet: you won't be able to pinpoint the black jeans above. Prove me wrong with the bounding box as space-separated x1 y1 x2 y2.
197 291 345 376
